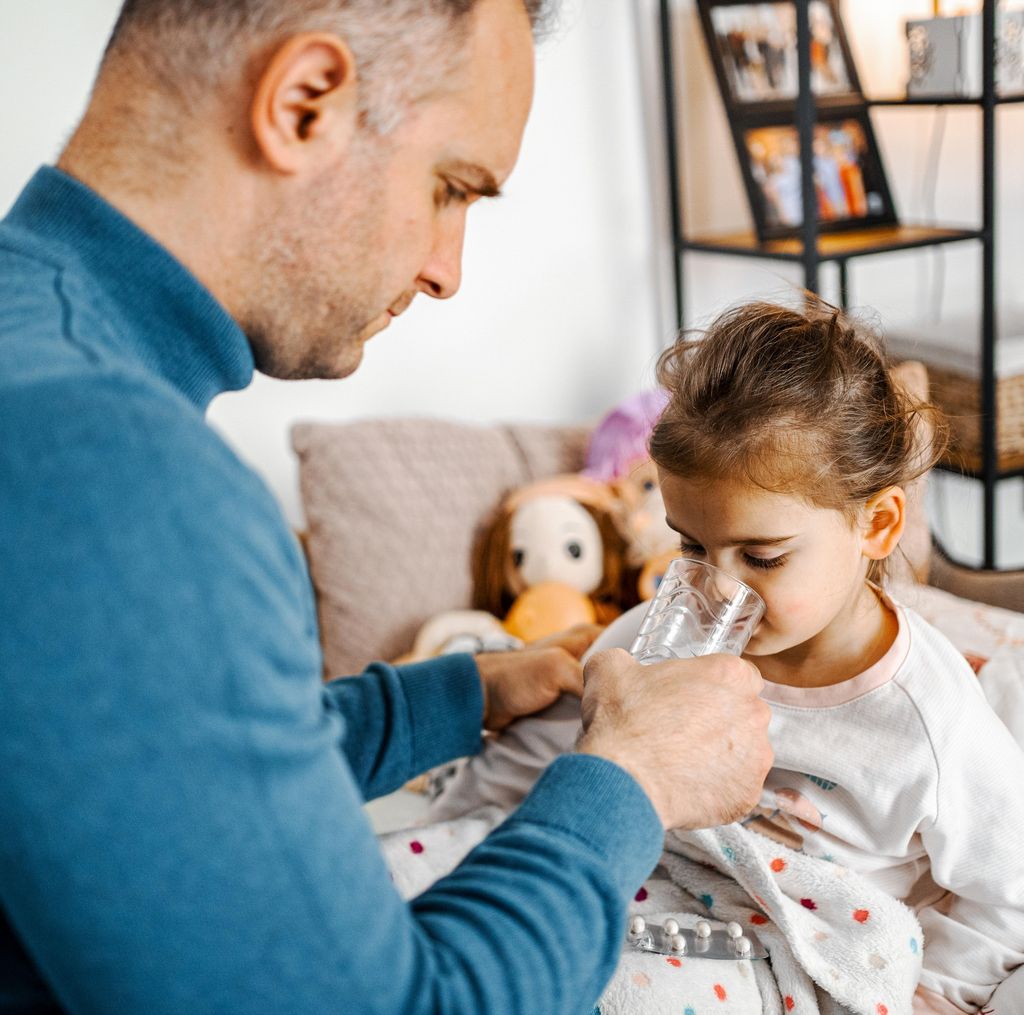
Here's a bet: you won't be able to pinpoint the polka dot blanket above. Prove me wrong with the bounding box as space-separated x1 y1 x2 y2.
378 810 923 1014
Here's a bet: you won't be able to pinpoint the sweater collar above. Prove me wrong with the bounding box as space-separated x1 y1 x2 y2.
5 166 254 409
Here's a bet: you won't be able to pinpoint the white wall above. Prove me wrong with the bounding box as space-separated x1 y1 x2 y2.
3 0 1021 565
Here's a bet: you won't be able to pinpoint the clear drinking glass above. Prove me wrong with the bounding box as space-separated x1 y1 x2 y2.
629 558 765 663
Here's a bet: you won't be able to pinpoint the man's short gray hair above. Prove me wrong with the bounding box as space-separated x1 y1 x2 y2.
106 0 555 133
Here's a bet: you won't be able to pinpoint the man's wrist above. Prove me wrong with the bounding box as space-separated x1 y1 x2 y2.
576 735 666 829
508 754 665 897
474 652 492 728
393 654 484 768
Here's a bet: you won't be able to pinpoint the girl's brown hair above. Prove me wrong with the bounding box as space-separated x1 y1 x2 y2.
649 296 948 581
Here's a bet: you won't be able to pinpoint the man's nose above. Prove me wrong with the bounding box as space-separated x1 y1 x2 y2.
417 214 466 300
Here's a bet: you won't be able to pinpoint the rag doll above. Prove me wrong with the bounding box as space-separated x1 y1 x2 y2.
401 474 625 662
473 473 627 633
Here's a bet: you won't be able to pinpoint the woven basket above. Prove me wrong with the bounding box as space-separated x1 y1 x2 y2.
926 363 1024 472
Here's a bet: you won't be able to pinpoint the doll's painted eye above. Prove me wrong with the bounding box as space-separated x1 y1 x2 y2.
566 541 583 560
511 549 525 569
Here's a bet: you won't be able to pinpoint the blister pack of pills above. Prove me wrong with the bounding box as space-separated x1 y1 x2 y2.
624 915 769 961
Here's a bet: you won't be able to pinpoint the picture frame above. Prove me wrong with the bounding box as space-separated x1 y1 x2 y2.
697 0 862 111
734 110 898 241
692 0 898 242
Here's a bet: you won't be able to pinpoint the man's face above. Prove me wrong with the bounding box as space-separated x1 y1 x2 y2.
245 0 535 380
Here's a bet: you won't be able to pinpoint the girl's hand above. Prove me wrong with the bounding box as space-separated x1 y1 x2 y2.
476 624 602 731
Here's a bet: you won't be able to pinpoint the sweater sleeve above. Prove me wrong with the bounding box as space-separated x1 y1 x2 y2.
324 655 485 800
0 380 664 1014
915 679 1024 1010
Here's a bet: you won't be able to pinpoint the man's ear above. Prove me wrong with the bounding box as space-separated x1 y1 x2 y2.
860 486 906 564
251 33 359 174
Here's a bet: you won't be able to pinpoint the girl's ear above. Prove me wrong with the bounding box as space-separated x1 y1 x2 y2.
860 486 906 563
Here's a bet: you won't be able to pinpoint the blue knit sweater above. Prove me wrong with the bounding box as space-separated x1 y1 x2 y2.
0 168 663 1014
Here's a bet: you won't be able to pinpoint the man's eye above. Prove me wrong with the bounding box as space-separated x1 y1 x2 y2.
744 553 788 571
679 542 705 556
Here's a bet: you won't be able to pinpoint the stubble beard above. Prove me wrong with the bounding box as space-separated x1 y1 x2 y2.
243 148 390 381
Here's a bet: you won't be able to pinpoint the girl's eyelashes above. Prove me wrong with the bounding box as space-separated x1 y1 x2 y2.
743 553 788 570
678 540 788 571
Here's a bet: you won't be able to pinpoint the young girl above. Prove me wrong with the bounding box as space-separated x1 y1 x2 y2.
646 298 1024 1013
430 298 1024 1013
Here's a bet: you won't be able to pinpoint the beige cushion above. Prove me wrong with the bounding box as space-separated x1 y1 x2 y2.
291 419 589 676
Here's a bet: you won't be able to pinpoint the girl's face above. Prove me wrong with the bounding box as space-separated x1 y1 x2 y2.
658 471 875 664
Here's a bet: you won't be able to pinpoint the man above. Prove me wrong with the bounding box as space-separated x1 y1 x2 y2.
0 1 772 1011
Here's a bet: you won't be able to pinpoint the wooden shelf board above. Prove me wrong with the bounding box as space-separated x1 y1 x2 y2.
870 95 980 106
682 225 980 261
937 452 1024 478
869 93 1024 106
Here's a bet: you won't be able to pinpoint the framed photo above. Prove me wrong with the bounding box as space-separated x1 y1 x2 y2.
698 0 861 110
736 112 897 240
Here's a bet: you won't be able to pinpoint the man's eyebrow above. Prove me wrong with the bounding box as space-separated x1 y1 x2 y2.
443 160 502 198
664 519 795 547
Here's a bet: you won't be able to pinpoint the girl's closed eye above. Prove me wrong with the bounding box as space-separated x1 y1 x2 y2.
679 541 787 570
743 552 788 570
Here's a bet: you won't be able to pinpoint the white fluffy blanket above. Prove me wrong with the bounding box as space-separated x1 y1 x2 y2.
379 811 923 1015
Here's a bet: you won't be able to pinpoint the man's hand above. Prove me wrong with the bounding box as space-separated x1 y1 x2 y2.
576 648 773 831
476 624 602 732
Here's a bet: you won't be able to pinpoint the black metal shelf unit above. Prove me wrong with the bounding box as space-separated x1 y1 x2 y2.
658 0 1012 568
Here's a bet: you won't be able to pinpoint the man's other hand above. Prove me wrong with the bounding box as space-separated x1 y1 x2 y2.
577 648 773 831
476 624 602 732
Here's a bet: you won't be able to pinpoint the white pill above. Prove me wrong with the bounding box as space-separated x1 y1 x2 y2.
628 916 646 937
726 921 743 939
663 918 680 936
695 920 711 939
736 937 752 957
670 933 687 954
